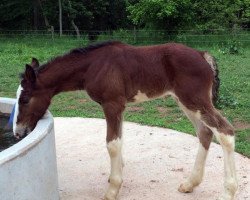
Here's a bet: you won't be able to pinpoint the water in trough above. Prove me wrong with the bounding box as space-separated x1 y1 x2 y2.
0 113 19 152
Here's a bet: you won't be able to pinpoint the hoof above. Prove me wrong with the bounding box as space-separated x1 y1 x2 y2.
178 182 194 193
217 194 234 200
104 185 119 200
104 193 117 200
104 196 116 200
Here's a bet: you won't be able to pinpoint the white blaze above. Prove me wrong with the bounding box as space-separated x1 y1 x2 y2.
13 85 23 134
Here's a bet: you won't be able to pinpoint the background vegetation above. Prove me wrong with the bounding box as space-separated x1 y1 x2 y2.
0 1 249 156
0 0 249 33
0 35 249 157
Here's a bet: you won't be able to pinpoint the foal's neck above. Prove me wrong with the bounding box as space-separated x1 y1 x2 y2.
37 53 90 95
35 41 123 97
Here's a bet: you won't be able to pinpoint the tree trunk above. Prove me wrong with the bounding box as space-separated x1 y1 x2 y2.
37 0 51 29
67 0 80 39
59 0 62 36
37 0 54 38
33 0 39 30
71 20 80 39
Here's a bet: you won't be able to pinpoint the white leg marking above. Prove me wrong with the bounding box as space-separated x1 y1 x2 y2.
179 143 208 193
105 138 123 200
174 100 209 193
203 126 238 200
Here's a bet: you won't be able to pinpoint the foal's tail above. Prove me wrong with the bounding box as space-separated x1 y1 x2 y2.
201 51 220 105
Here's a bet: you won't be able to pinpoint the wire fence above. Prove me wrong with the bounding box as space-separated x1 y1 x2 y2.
0 29 249 46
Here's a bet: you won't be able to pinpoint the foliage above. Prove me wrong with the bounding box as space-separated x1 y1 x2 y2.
0 0 129 31
0 0 249 32
216 90 238 109
191 0 250 30
127 0 250 30
127 0 193 30
219 40 243 54
0 0 33 29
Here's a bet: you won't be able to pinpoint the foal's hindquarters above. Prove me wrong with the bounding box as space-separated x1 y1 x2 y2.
175 95 238 200
170 54 238 200
101 93 237 199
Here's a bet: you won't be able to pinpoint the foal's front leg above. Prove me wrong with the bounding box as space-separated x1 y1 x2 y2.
102 101 125 200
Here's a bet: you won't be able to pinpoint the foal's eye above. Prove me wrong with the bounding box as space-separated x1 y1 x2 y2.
19 96 30 105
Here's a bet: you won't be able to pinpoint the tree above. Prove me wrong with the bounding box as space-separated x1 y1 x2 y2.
37 0 53 32
33 0 39 30
127 0 250 31
127 0 193 30
0 0 249 31
59 0 62 36
66 0 80 38
192 0 250 30
0 0 33 29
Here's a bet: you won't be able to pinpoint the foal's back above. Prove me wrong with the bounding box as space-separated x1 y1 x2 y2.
85 42 214 104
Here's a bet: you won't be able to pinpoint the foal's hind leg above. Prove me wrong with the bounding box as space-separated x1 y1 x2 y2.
102 99 125 200
200 109 238 200
176 96 237 199
177 104 213 193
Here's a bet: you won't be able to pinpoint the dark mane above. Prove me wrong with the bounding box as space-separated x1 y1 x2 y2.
70 40 122 54
27 40 121 74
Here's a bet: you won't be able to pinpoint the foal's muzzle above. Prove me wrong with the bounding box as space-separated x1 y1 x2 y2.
14 125 30 139
14 131 28 140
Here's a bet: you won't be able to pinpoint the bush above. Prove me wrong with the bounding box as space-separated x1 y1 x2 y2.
219 40 242 54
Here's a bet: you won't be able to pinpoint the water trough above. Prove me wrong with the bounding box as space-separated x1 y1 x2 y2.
0 97 59 200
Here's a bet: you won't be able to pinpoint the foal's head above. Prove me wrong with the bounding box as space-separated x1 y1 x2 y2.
14 58 51 139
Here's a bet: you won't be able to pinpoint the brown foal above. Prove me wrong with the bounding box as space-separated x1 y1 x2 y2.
14 41 237 200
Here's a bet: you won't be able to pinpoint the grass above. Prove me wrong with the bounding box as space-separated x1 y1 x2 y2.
0 35 249 157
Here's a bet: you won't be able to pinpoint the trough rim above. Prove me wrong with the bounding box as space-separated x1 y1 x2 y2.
0 97 53 165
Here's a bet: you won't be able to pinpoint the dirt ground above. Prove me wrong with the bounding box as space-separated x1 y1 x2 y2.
54 118 250 200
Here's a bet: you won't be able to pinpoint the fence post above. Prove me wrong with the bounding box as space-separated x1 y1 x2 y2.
133 26 137 44
51 26 54 41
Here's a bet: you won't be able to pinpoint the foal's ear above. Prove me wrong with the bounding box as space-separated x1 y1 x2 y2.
31 57 40 69
25 64 36 83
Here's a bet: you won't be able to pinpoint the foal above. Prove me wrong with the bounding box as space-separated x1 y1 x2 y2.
14 41 237 200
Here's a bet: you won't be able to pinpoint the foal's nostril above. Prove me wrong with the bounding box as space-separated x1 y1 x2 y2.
14 132 27 140
24 128 29 136
14 133 21 139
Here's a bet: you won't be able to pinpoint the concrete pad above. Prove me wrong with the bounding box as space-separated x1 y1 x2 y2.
54 118 250 200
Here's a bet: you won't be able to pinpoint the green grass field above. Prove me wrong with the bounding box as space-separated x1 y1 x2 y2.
0 36 249 157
